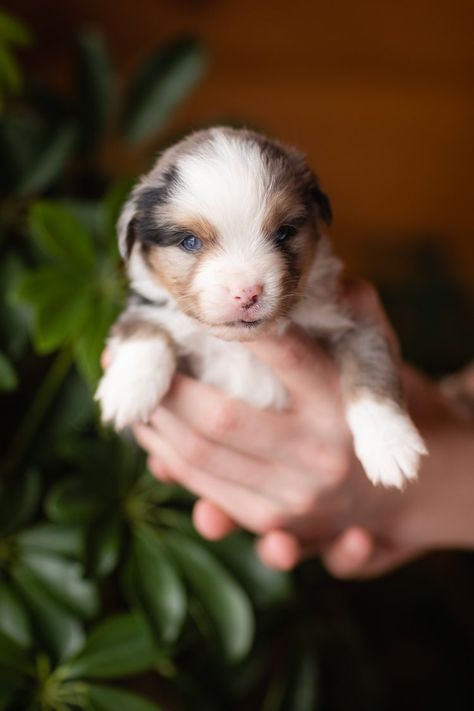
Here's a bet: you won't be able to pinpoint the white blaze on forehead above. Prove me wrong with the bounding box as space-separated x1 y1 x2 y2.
165 131 288 323
172 132 270 246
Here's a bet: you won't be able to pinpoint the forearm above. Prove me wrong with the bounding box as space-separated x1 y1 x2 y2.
390 368 474 551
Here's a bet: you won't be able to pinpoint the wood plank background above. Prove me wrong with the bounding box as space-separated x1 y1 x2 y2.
6 0 474 287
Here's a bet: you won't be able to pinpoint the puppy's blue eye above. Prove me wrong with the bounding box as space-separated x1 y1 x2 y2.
275 224 297 242
180 234 203 252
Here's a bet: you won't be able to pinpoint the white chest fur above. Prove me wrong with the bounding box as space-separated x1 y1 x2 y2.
157 306 290 411
124 236 350 413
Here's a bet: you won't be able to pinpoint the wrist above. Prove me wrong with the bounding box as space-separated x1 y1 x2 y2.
389 371 474 551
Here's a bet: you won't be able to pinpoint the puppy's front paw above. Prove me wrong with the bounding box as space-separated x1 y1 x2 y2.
95 339 175 430
347 396 428 489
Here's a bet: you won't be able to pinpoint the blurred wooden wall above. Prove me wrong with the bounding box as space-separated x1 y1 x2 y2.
6 0 474 286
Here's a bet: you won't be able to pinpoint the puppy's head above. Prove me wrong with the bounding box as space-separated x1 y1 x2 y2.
120 127 332 340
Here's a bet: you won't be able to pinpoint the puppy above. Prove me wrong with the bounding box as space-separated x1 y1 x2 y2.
96 127 427 488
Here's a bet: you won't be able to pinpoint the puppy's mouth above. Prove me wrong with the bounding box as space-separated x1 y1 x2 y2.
224 318 264 328
202 315 274 341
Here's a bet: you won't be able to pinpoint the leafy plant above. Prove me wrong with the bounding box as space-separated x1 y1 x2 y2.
0 10 31 112
0 12 298 710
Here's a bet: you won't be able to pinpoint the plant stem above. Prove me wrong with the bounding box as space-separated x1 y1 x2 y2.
4 348 74 475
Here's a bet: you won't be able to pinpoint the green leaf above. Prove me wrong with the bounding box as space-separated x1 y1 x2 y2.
113 437 144 496
17 267 91 353
0 46 21 93
0 468 40 535
0 580 32 649
87 684 163 711
287 650 320 711
75 439 137 498
65 612 157 679
10 563 85 661
0 630 32 676
129 528 186 644
19 551 99 619
86 686 162 711
0 12 32 46
17 522 83 559
165 532 254 662
1 253 32 359
123 37 206 144
45 477 104 524
0 111 67 191
0 351 17 390
18 124 77 195
102 178 134 252
0 683 19 711
75 30 113 149
75 296 119 384
208 533 293 608
85 516 122 578
61 199 104 237
39 370 95 448
266 645 320 711
28 201 95 269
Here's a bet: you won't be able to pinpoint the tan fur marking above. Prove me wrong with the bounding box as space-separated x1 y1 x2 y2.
146 248 190 296
181 215 219 247
261 192 306 238
144 246 205 321
139 213 220 321
113 316 174 351
299 224 318 286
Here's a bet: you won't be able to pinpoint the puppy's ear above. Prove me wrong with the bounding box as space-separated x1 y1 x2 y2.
284 145 333 226
117 196 137 260
311 184 332 225
116 164 180 260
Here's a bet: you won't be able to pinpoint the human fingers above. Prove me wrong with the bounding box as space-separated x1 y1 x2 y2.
161 374 293 461
256 526 372 574
135 423 283 533
256 530 302 571
255 523 376 575
149 406 324 512
320 527 374 578
245 326 339 406
341 543 423 579
160 380 348 482
255 527 373 574
192 499 238 540
320 527 422 579
146 456 174 483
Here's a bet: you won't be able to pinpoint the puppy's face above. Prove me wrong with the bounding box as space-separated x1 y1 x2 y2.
120 128 331 340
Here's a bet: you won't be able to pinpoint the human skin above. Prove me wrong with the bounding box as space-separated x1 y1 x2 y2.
128 283 474 577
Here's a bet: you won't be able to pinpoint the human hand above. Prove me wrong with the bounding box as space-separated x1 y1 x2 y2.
103 278 472 576
130 281 447 576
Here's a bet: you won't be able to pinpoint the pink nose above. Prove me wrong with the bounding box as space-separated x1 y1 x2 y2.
232 284 263 307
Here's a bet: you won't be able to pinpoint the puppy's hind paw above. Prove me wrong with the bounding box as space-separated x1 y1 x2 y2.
347 396 428 489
